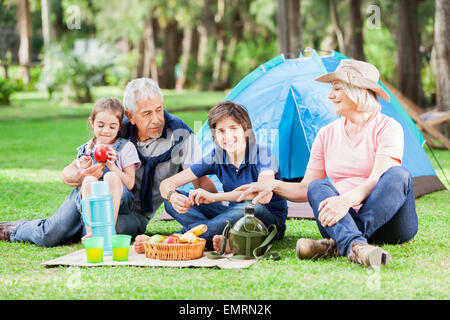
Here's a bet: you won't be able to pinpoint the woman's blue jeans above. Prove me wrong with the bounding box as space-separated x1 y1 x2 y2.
164 190 287 250
307 166 418 257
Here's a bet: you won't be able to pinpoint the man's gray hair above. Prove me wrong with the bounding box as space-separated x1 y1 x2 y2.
123 78 164 114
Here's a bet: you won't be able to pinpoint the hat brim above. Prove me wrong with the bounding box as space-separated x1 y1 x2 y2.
315 72 390 102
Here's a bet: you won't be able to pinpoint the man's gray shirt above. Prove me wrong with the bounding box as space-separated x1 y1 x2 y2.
131 128 201 221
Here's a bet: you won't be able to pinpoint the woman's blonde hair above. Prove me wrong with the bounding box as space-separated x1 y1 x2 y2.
339 81 381 113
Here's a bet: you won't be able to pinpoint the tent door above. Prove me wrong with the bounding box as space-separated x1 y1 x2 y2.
278 88 310 180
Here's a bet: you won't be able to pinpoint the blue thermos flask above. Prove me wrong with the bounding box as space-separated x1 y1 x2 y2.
81 181 115 255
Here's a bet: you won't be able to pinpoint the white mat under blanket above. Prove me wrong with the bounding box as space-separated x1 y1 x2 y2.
41 245 257 269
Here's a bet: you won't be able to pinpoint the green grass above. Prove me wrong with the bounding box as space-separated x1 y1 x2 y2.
0 88 449 300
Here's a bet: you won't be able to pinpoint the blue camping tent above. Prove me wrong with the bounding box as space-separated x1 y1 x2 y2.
178 50 445 219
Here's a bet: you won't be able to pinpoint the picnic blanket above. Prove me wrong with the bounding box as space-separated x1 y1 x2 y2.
41 245 257 269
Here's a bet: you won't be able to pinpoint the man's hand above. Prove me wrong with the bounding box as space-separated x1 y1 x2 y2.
81 232 92 245
318 195 351 227
169 192 192 214
78 155 93 169
81 163 105 180
134 234 150 254
189 188 216 206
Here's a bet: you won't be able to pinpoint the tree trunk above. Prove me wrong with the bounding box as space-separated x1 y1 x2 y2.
346 0 364 60
220 1 243 84
41 0 52 46
160 21 182 89
329 0 346 55
195 0 214 89
212 0 225 82
287 0 301 54
277 0 302 55
432 0 450 136
277 0 289 53
178 26 193 90
397 0 425 107
133 37 145 79
143 12 158 85
17 0 32 84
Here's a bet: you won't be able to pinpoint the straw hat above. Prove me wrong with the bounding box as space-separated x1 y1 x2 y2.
315 59 390 102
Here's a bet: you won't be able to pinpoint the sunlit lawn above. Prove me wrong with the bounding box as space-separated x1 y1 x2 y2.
0 87 449 300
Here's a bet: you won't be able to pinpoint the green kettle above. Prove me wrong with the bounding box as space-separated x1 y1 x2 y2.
209 205 279 260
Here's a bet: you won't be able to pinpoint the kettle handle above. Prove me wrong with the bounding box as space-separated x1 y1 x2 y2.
81 198 92 227
253 224 280 261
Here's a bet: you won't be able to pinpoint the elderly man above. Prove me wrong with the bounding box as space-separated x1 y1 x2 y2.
0 78 215 246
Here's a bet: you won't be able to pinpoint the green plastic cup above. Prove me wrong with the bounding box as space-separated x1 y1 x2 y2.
112 234 132 262
84 236 104 263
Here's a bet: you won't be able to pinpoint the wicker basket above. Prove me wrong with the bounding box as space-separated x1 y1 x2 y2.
143 238 206 260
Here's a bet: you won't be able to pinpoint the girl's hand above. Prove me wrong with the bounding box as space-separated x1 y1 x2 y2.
189 188 216 206
318 196 351 227
169 192 192 214
106 149 118 170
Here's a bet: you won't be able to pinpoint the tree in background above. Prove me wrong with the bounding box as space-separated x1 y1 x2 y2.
17 0 32 84
346 0 364 60
277 0 302 56
432 0 450 136
0 0 445 109
397 0 426 107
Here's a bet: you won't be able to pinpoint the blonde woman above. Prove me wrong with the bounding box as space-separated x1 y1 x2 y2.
237 59 418 268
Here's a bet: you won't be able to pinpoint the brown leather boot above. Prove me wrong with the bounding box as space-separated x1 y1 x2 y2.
0 221 23 241
348 242 391 268
296 238 340 260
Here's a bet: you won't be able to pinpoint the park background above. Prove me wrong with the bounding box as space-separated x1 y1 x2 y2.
0 0 449 300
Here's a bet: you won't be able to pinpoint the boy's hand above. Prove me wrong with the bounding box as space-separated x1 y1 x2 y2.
169 192 192 214
189 188 216 205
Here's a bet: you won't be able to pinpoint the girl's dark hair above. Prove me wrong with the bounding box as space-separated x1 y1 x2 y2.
89 97 124 143
208 101 255 141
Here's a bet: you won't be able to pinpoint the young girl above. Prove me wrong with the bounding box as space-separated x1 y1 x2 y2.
159 101 287 251
75 97 141 239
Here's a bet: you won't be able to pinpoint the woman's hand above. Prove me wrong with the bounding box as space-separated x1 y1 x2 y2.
189 188 217 206
235 182 274 204
169 192 192 214
318 195 352 227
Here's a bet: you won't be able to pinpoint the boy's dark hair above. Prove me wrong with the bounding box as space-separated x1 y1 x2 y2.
208 101 255 141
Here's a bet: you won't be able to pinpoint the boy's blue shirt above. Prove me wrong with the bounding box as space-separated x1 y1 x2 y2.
190 140 288 216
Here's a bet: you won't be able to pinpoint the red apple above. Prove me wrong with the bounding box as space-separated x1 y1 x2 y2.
94 145 110 163
163 234 180 244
